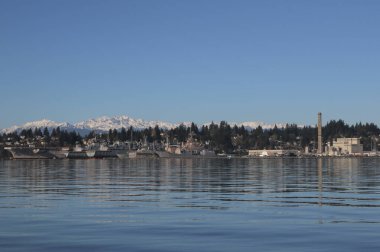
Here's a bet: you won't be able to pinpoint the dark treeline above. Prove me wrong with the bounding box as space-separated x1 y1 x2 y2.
3 127 83 147
2 120 380 152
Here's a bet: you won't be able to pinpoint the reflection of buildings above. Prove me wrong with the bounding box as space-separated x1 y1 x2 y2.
327 138 363 155
317 158 323 206
4 157 379 211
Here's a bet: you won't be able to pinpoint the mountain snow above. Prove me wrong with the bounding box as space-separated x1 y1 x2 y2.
1 115 285 135
235 121 287 130
1 119 75 134
74 115 178 131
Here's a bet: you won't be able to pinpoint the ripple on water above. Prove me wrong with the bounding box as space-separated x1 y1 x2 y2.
1 158 380 252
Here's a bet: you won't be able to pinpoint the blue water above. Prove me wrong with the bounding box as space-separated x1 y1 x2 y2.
1 158 380 251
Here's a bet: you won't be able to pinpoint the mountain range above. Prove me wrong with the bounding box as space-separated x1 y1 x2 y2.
1 115 285 135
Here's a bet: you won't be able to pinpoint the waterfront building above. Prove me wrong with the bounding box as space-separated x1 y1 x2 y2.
329 138 363 155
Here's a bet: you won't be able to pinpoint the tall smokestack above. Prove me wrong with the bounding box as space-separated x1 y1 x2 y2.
318 112 322 154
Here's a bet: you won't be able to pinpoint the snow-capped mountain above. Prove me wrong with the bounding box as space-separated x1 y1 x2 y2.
201 121 286 130
1 115 285 135
1 116 192 135
1 119 76 134
74 115 179 132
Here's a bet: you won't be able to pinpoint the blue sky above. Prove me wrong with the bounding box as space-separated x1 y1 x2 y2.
1 0 379 128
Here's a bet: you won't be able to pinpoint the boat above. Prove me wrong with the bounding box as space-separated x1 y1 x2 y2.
116 153 127 159
66 151 88 159
49 147 69 159
86 150 96 158
200 150 216 157
129 151 137 158
136 149 157 157
155 151 180 158
66 145 97 159
94 150 118 158
6 147 54 159
116 150 129 159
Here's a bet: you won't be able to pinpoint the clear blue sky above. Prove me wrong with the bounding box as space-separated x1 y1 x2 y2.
1 0 379 129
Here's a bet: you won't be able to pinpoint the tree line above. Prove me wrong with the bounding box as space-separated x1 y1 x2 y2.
1 120 380 152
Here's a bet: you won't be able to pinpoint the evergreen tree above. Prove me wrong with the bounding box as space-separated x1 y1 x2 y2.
43 127 50 143
120 127 127 142
112 129 118 141
51 128 57 138
34 128 43 137
153 125 162 142
108 129 113 142
87 130 96 139
127 126 134 141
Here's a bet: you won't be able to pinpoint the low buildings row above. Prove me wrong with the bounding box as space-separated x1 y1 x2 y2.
247 138 377 157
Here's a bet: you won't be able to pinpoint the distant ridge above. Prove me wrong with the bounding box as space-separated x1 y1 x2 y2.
1 119 77 135
74 115 181 132
1 115 286 135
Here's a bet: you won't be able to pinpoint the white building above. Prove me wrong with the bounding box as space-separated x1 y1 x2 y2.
329 138 363 155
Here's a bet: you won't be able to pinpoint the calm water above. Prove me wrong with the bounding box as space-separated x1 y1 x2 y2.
1 158 380 252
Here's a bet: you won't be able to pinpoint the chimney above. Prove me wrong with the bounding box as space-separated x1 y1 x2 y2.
318 112 322 154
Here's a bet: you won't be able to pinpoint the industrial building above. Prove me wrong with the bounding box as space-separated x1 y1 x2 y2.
327 138 363 155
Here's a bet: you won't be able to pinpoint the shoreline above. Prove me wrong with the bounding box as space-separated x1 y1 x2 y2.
1 155 380 161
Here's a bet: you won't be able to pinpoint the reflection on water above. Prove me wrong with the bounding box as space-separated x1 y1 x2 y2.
1 158 380 251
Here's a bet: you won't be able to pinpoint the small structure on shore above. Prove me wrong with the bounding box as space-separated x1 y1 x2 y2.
248 149 299 157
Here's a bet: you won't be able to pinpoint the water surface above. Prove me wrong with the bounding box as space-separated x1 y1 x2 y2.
1 158 380 251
